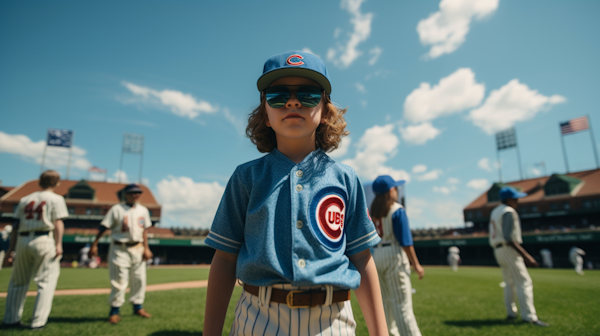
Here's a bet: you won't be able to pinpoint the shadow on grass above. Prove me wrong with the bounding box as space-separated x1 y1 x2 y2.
444 319 523 328
48 317 109 323
148 331 203 336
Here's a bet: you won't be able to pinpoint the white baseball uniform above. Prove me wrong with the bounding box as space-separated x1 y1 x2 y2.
101 202 152 308
539 249 553 268
3 191 68 328
447 246 460 272
372 202 421 336
569 247 585 275
489 204 538 321
0 225 11 271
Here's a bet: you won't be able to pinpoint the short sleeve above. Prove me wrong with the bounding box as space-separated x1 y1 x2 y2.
53 196 69 221
391 208 413 246
101 207 115 228
205 167 248 254
12 200 23 219
502 212 514 242
144 209 152 229
344 175 381 256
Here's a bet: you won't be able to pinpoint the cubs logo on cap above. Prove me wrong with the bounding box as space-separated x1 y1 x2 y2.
309 187 348 251
257 50 332 94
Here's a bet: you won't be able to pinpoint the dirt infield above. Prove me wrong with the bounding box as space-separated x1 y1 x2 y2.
0 280 209 298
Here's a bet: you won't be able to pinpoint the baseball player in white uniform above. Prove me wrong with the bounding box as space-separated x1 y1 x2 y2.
447 246 461 272
370 175 424 336
88 183 153 324
569 247 586 275
79 243 90 267
539 249 553 268
2 170 67 330
204 50 388 336
489 187 548 327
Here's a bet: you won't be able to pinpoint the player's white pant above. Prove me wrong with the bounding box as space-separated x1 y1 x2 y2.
494 246 537 322
572 256 583 274
108 242 146 307
0 250 5 270
230 284 356 336
447 255 459 272
3 233 61 328
373 244 422 336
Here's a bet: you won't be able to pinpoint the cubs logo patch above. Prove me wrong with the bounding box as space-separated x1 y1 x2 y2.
138 217 145 227
286 54 304 66
309 187 348 251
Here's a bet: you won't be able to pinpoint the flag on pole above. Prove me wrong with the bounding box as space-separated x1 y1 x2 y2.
88 166 107 173
560 116 589 135
47 129 73 147
495 128 517 150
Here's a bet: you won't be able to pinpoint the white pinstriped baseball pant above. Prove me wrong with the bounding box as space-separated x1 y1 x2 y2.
108 242 146 307
372 244 421 336
3 233 61 328
230 284 356 336
494 246 537 321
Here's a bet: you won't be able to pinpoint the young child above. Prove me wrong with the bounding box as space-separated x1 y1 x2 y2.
204 50 387 336
370 175 424 336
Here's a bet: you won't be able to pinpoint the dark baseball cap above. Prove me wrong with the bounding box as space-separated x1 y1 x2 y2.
124 184 143 193
499 187 527 200
257 50 332 94
372 175 406 196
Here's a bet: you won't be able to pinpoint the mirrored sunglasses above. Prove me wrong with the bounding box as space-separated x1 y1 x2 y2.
264 85 323 109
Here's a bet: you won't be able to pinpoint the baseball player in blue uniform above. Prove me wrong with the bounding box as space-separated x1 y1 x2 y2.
489 187 548 327
204 50 388 336
370 175 424 336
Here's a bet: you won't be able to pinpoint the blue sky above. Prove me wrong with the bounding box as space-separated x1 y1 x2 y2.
1 0 599 229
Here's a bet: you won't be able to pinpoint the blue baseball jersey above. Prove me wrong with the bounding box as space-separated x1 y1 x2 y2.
392 208 413 247
206 148 381 289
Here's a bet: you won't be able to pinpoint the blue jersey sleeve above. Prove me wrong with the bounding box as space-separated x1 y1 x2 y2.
205 167 248 254
345 174 381 256
392 208 413 247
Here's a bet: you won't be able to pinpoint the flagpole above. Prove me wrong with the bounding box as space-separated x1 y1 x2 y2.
588 115 600 169
559 123 570 173
515 131 524 180
496 150 502 183
40 144 47 174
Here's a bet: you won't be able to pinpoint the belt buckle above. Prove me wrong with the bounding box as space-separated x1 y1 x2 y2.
286 290 310 309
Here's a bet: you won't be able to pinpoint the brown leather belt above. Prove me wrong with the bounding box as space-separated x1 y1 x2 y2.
19 231 51 237
113 240 141 247
243 284 350 308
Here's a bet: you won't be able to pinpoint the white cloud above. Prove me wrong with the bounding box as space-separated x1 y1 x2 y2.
368 46 382 65
106 170 130 183
433 186 451 194
447 177 460 184
433 200 465 226
0 131 92 172
407 198 464 228
400 122 441 145
478 157 493 172
531 168 542 177
342 124 411 182
327 0 373 68
467 178 489 190
156 176 225 228
404 68 485 124
328 136 352 159
469 79 566 134
405 197 427 219
417 0 499 59
416 169 443 181
355 82 366 93
301 48 320 58
412 165 427 173
122 81 218 120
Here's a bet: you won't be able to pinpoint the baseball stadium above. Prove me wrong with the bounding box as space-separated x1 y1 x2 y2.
2 1 600 335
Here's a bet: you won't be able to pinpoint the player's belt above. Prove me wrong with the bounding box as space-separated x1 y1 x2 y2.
19 231 51 237
113 240 142 247
376 241 392 248
495 242 508 249
243 284 351 308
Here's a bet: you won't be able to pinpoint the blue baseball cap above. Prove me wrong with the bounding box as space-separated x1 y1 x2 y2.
372 175 406 196
257 50 332 94
123 184 143 193
499 187 527 200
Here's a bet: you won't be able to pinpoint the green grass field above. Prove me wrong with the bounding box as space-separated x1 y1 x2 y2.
1 267 598 335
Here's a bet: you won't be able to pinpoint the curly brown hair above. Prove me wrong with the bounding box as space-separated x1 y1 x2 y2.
246 94 349 153
370 191 395 220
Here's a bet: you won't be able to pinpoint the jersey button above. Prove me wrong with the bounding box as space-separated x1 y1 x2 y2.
296 220 303 229
296 170 303 177
298 259 306 268
295 184 303 192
